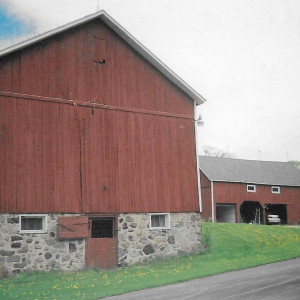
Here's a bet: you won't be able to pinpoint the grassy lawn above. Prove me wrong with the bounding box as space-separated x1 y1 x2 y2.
1 222 300 299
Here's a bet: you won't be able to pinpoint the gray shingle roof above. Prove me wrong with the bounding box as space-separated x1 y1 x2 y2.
199 156 300 187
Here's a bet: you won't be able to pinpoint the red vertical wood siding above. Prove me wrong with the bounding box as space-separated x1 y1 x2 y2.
0 97 82 213
200 177 300 225
0 98 198 213
0 19 199 213
0 20 193 115
200 171 212 221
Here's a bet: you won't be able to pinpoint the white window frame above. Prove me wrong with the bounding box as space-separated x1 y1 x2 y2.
271 186 280 194
19 214 48 234
247 184 256 192
149 213 170 230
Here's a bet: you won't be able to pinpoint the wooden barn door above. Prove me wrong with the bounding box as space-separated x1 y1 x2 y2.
85 216 118 269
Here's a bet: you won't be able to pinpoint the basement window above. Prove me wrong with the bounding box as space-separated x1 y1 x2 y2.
19 214 47 234
271 186 280 194
149 213 170 230
247 185 256 192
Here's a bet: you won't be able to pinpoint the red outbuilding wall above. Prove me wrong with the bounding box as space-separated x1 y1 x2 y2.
0 19 199 214
200 171 212 221
213 181 300 225
200 172 300 224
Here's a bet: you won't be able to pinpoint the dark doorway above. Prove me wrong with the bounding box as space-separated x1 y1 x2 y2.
86 216 117 269
240 201 263 224
265 204 287 224
216 204 237 223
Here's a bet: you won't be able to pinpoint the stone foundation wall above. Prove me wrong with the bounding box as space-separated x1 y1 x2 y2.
118 212 202 266
0 212 202 277
0 214 85 277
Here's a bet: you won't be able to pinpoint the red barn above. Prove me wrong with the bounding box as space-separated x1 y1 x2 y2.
0 11 205 276
199 156 300 225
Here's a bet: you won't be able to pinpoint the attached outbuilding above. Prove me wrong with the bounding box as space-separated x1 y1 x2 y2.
0 10 205 276
199 156 300 225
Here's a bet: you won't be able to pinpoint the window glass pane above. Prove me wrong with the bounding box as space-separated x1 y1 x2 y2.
158 215 165 227
35 218 43 229
28 218 35 229
151 215 166 227
151 215 159 227
21 218 28 230
21 217 43 230
247 185 255 191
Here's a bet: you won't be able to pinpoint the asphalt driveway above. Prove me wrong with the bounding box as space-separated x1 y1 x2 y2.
105 258 300 300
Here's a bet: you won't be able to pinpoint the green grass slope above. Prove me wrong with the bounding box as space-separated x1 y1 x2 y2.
1 223 300 299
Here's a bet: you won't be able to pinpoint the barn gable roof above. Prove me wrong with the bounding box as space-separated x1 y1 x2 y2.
199 156 300 187
0 10 205 105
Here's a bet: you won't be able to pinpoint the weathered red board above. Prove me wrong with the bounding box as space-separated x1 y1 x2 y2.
200 171 300 225
58 216 89 239
0 20 193 115
0 19 199 214
85 215 118 269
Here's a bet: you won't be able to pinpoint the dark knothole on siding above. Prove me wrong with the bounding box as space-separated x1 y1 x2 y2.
93 59 106 65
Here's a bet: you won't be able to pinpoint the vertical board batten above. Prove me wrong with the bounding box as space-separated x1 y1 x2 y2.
0 98 198 213
199 172 212 221
0 20 194 116
0 59 12 91
12 55 21 92
0 17 199 214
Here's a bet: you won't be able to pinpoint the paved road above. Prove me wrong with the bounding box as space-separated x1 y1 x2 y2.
105 258 300 300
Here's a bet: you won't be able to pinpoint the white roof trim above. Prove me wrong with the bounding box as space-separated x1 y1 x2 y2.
0 10 206 105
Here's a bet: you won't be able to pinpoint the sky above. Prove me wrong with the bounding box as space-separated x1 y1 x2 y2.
0 0 299 162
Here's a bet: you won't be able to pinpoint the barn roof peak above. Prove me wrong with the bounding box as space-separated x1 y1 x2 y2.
0 10 206 105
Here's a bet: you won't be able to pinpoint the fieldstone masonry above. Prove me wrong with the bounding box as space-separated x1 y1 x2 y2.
0 212 202 277
118 212 202 266
0 214 85 278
